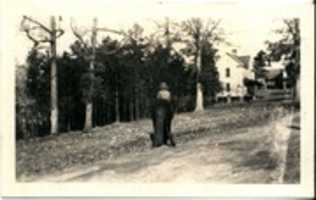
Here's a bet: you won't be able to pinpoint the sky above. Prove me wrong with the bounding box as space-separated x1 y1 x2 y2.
10 0 310 64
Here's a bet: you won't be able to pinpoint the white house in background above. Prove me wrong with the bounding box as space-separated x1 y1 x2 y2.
216 49 254 101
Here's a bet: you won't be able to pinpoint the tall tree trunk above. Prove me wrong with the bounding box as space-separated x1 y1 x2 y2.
84 19 97 131
106 102 110 123
139 88 144 119
67 115 71 132
83 68 93 131
195 47 204 112
115 89 120 122
66 96 71 131
294 76 300 102
134 86 140 120
195 82 204 111
84 102 93 131
129 98 134 121
50 16 58 134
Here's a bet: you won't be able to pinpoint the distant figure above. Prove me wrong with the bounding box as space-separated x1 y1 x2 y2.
157 82 171 102
150 82 176 147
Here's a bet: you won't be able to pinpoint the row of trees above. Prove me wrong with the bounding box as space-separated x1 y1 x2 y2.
16 16 223 139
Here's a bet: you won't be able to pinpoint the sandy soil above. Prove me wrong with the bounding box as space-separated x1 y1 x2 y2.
34 112 299 183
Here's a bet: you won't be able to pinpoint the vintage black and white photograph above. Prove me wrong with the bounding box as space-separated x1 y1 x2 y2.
0 0 314 197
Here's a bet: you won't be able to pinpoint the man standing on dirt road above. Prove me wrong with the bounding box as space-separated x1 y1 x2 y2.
150 82 176 147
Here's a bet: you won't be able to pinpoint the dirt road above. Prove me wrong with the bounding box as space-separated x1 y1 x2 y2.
35 112 299 183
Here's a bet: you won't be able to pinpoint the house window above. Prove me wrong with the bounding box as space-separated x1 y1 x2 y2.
226 83 231 92
226 68 230 77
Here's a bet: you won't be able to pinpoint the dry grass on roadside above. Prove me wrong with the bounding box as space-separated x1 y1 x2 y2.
16 102 297 181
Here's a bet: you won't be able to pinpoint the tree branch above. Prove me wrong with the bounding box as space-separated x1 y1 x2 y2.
181 20 196 36
204 19 221 40
22 16 52 33
23 28 51 48
283 20 295 36
70 20 88 48
56 29 65 38
96 48 120 55
96 27 126 36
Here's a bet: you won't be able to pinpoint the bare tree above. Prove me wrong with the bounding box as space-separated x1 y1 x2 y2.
152 17 181 51
71 18 128 130
180 18 223 111
20 16 64 134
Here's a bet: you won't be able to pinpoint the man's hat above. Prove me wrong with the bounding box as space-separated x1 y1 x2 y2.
159 82 169 90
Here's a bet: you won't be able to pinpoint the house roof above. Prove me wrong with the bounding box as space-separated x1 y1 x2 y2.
238 56 251 68
261 61 286 80
268 61 285 70
226 53 250 69
262 68 283 80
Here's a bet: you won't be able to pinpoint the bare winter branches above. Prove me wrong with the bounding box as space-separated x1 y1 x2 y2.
21 16 65 50
20 16 65 134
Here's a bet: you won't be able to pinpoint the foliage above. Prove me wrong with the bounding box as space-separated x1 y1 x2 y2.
253 50 268 79
17 18 224 139
199 42 222 100
23 50 50 137
16 63 47 139
265 18 300 87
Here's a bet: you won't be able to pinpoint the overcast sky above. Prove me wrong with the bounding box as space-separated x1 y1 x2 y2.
11 0 310 64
